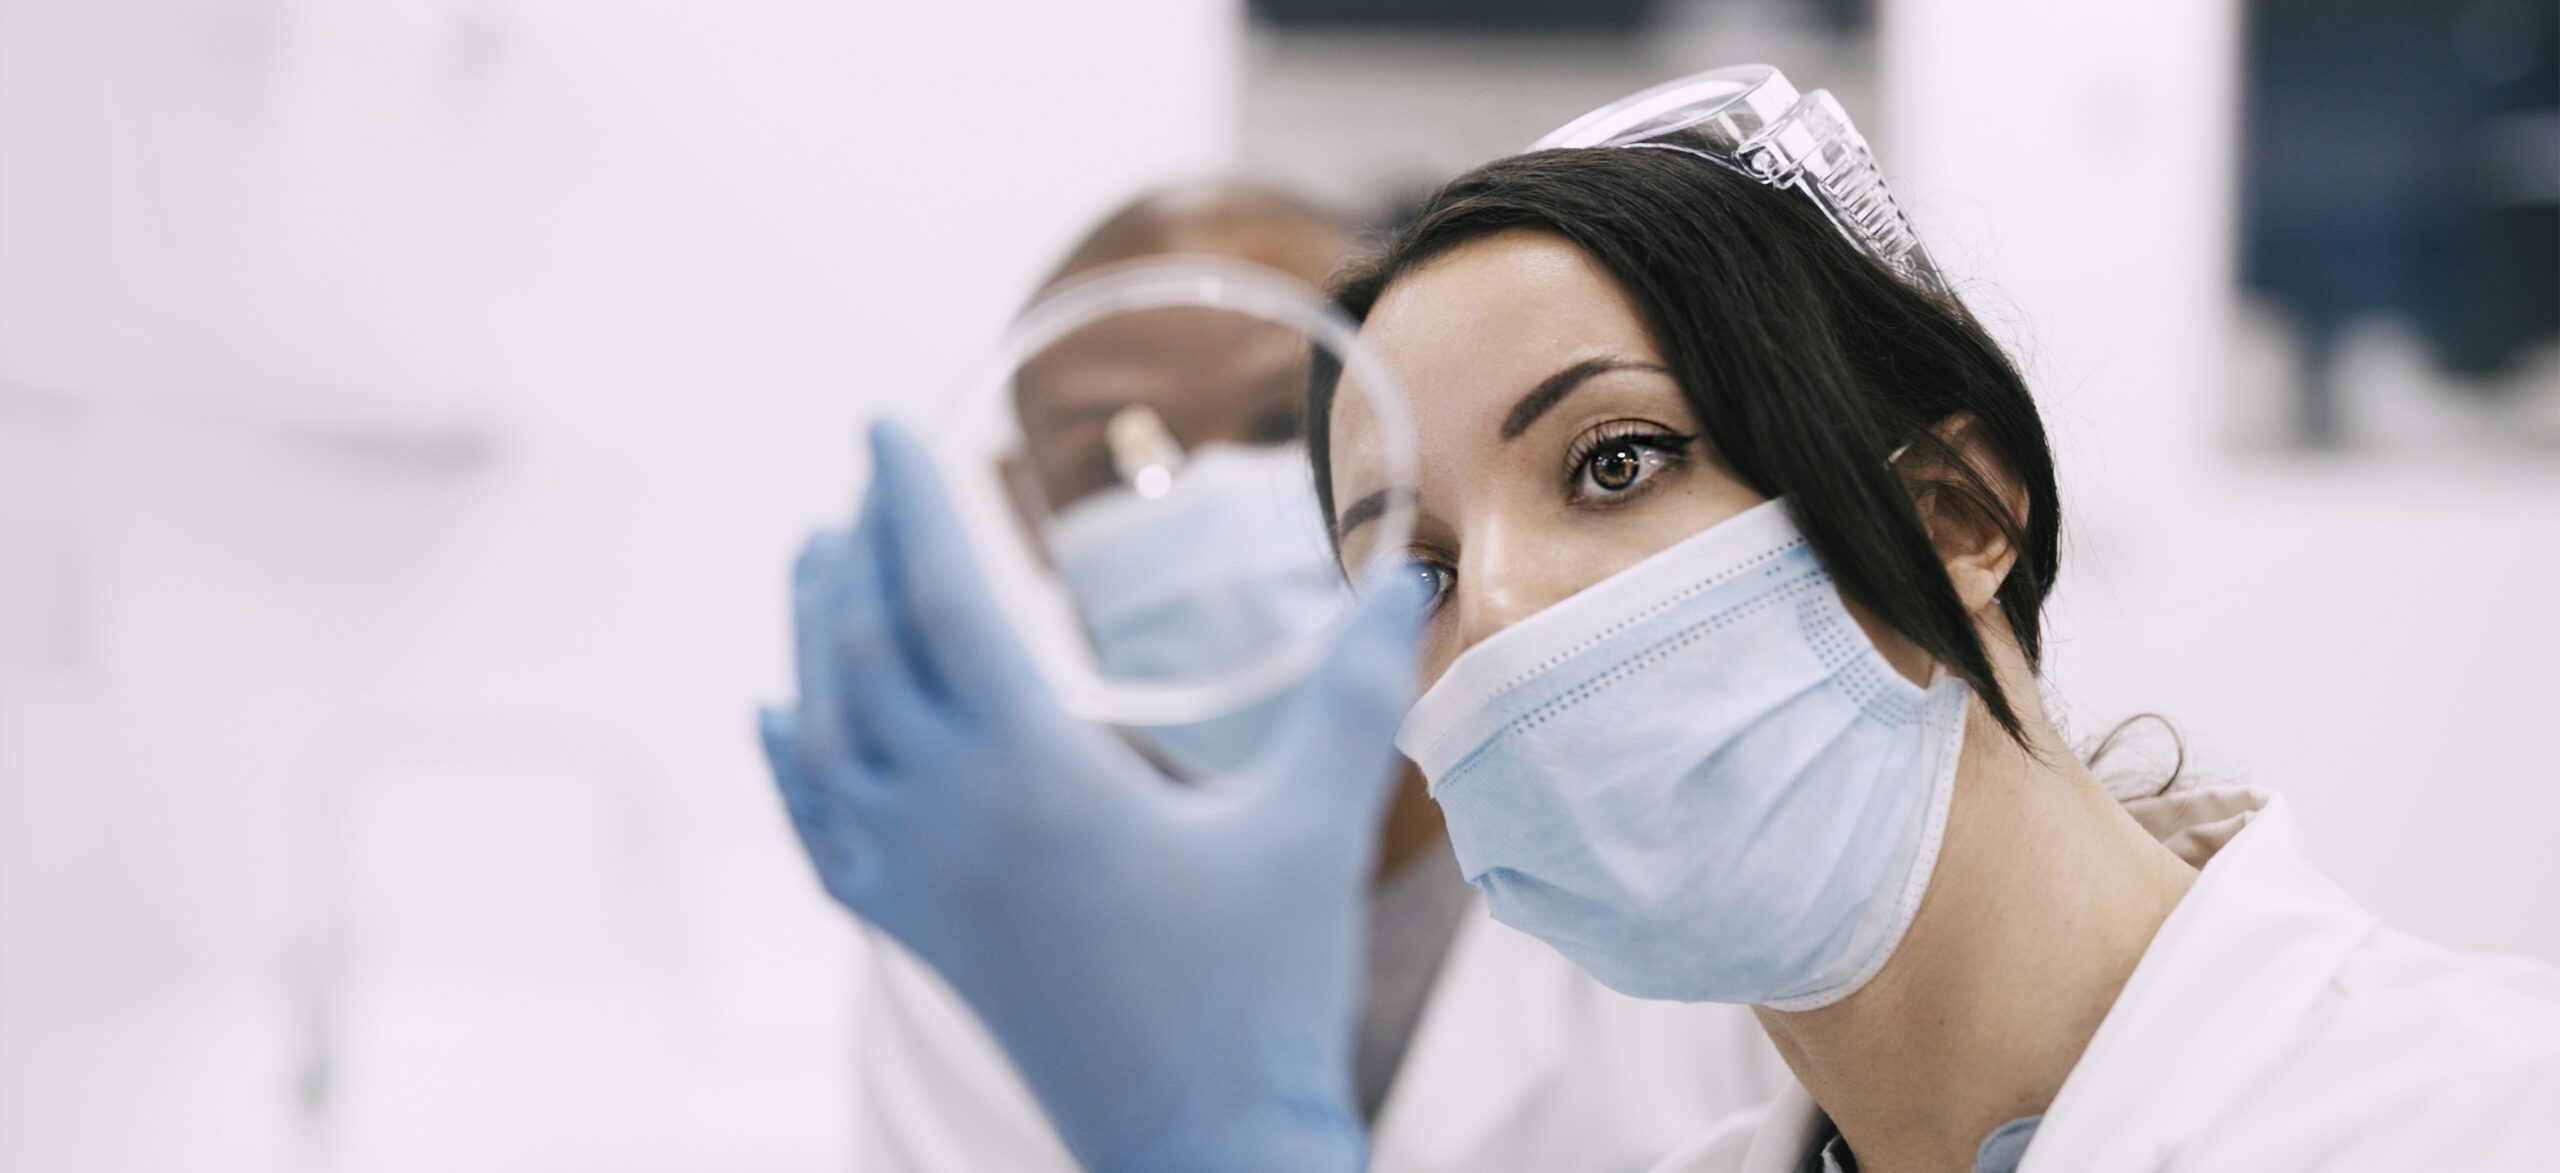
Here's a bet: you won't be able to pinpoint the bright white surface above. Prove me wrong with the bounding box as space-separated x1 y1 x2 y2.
1882 0 2559 963
0 1 1237 1169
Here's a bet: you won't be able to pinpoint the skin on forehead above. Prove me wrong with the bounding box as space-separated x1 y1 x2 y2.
1041 189 1351 291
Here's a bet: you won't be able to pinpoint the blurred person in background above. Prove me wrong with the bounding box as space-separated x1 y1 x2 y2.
845 181 1784 1173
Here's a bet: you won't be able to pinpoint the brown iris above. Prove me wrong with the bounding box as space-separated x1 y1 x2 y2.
1590 442 1643 491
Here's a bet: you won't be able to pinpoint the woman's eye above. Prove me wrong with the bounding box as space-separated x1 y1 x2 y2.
1403 558 1455 613
1570 433 1685 501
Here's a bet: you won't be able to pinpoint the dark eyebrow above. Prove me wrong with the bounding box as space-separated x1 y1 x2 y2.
1328 359 1666 544
1328 487 1412 545
1499 358 1670 441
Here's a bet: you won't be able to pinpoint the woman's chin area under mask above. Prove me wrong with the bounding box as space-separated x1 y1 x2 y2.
1753 618 2200 1173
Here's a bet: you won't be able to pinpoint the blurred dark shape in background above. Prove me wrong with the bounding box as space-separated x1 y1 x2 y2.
1252 0 1659 32
1249 0 1872 38
2242 0 2558 446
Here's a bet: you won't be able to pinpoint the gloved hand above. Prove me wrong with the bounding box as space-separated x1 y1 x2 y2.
762 421 1425 1173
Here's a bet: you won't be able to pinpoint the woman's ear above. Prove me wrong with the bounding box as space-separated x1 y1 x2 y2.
1906 415 2025 617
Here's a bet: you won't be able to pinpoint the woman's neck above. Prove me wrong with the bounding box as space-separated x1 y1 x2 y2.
1752 688 2198 1173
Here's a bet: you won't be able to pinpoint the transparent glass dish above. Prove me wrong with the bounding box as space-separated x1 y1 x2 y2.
932 257 1418 772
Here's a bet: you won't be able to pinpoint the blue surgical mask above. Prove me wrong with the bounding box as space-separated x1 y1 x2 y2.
1048 442 1346 778
1394 499 1968 1009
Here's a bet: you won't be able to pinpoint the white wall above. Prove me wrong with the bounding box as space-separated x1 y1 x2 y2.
1882 0 2559 963
0 1 1239 1169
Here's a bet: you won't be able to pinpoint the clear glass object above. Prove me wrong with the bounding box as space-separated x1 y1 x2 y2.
934 257 1418 775
1534 63 1950 298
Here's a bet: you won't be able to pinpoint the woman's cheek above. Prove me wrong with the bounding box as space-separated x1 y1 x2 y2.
1416 628 1463 695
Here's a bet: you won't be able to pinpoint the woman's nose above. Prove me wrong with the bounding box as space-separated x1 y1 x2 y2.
1452 520 1573 655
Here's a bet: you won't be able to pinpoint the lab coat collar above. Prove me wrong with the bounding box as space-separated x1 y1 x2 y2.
1370 892 1573 1166
1667 784 2374 1173
1730 1081 1825 1173
2018 784 2377 1172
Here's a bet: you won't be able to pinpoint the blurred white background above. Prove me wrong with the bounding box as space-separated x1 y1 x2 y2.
0 0 2550 1169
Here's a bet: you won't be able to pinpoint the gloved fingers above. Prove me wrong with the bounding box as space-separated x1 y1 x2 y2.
796 514 935 769
761 704 887 908
865 420 1050 717
1244 571 1431 830
759 704 834 836
789 529 870 767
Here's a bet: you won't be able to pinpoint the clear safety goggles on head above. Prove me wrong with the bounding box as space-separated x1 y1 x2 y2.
1534 63 1949 299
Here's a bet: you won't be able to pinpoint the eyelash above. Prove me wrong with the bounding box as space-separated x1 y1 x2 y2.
1563 422 1695 504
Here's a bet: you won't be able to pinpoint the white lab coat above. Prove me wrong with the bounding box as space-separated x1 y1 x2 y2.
1648 784 2560 1173
853 894 1788 1173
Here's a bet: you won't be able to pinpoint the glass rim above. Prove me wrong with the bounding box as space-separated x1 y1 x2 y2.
957 255 1420 729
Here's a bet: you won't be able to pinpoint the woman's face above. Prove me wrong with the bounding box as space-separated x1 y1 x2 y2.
1331 230 1771 687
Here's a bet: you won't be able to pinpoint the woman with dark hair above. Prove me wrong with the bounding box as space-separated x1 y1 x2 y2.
764 70 2558 1173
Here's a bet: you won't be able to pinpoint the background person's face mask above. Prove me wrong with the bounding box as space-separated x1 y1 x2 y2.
1394 499 1969 1009
1048 442 1346 778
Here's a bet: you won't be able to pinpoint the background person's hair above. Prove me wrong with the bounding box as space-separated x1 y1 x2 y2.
1311 144 2061 745
1034 179 1352 295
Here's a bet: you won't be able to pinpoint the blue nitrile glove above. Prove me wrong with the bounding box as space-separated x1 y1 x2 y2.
761 421 1425 1173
